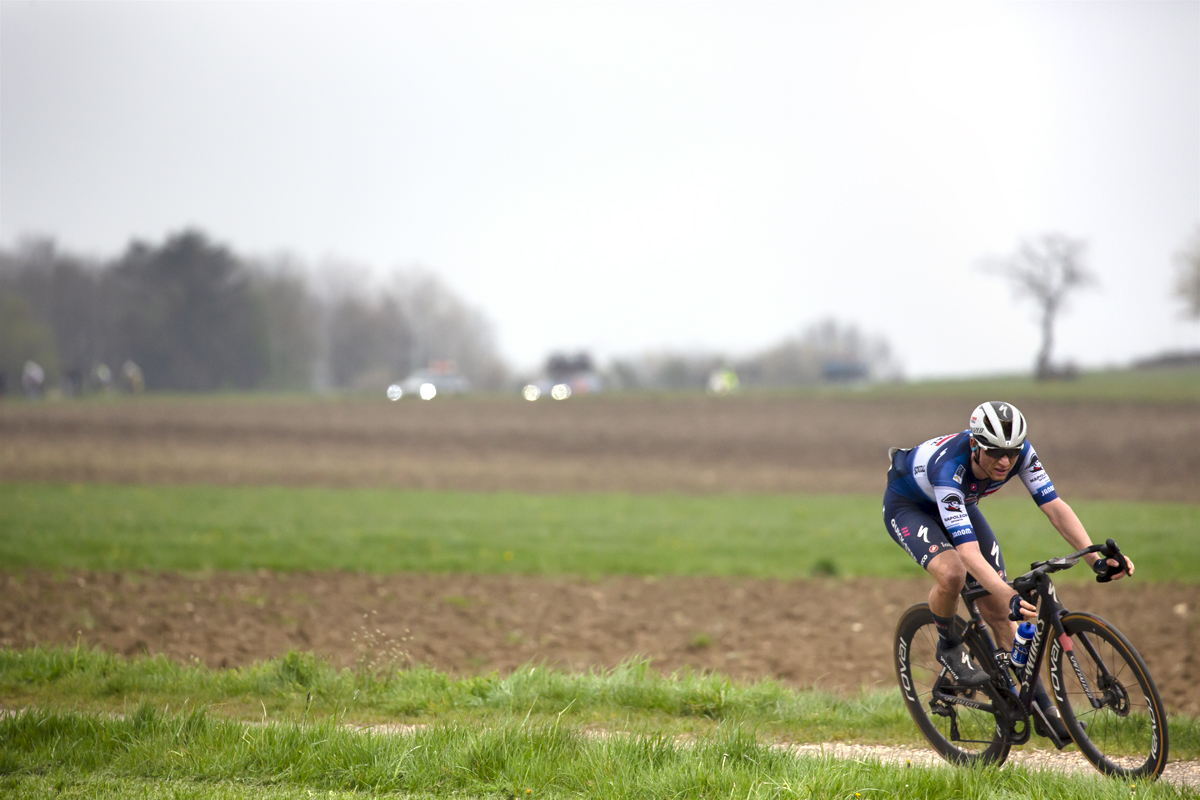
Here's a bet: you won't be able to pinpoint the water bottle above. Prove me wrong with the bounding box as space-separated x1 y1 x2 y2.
1010 622 1035 667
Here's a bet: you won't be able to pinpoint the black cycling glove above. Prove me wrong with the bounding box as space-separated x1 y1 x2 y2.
1008 594 1025 621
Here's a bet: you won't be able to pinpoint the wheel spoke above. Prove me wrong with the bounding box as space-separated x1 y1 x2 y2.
1054 613 1167 779
895 605 1008 766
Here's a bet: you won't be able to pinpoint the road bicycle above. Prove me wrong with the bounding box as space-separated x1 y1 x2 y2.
893 538 1169 780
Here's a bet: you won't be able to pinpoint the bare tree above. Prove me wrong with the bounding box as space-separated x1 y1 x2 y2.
989 234 1097 380
1175 225 1200 319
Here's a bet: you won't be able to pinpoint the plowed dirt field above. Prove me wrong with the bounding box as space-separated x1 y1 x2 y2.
2 394 1197 499
2 395 1197 712
3 570 1198 714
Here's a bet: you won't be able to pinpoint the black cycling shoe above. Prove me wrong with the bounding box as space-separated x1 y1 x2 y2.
935 642 989 688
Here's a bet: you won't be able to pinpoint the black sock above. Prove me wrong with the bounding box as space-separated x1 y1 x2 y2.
932 613 961 650
1032 678 1055 714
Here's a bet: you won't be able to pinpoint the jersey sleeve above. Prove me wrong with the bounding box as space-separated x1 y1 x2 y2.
1017 443 1059 506
932 483 976 545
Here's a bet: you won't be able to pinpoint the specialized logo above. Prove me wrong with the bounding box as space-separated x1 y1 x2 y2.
1027 617 1047 685
999 403 1011 418
990 541 1000 562
942 493 964 513
917 526 930 543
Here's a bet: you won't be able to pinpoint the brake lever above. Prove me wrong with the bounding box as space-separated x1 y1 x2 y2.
1007 576 1038 621
1094 538 1127 583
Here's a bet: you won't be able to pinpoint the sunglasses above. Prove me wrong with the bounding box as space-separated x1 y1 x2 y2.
980 445 1022 460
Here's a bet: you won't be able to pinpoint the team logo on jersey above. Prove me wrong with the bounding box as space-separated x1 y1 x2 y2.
953 465 965 485
943 493 964 513
1028 454 1043 474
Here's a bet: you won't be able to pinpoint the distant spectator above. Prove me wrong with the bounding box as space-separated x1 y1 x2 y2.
122 360 145 393
94 363 113 392
63 367 84 397
22 360 45 398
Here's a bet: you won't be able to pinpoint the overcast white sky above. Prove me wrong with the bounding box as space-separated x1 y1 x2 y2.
2 1 1197 378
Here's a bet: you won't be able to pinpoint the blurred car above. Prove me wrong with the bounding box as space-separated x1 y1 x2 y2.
398 369 470 399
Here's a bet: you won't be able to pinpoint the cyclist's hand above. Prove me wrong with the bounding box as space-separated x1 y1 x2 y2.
1093 555 1135 581
1008 593 1037 621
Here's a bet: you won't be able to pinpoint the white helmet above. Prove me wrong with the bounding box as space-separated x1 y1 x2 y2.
969 401 1027 450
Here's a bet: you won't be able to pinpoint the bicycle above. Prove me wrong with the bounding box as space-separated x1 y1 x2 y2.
893 538 1170 780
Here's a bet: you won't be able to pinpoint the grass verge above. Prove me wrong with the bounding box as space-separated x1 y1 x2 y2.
4 646 1199 760
3 707 1198 800
2 484 1196 581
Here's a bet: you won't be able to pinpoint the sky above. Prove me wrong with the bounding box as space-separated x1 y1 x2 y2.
2 1 1197 379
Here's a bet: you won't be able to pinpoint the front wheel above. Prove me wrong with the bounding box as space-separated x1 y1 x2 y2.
1050 611 1169 780
894 603 1010 766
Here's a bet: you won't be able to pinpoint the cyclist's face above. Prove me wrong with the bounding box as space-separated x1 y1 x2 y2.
977 446 1017 480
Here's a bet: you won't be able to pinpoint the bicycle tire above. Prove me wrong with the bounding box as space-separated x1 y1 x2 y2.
894 603 1010 766
1050 611 1169 780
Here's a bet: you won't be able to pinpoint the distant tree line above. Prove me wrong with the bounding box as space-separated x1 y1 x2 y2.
602 319 900 391
0 230 507 394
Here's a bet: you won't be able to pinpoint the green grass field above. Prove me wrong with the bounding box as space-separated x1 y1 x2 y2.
1 483 1196 581
3 462 1197 795
8 705 1196 800
4 646 1198 760
845 365 1200 405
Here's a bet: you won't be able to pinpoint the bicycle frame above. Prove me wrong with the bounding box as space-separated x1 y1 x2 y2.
939 539 1131 748
955 571 1067 746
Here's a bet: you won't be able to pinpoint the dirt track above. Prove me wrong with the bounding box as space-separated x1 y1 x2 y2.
2 395 1198 717
4 570 1197 715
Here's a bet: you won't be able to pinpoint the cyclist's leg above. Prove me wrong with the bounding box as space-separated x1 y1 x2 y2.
964 506 1016 649
883 491 962 628
885 492 992 687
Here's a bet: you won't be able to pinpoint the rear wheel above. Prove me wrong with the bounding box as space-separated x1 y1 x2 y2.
894 603 1010 766
1050 612 1169 780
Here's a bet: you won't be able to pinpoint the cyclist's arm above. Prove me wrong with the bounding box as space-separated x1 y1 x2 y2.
954 541 1015 598
1040 497 1135 580
954 540 1035 619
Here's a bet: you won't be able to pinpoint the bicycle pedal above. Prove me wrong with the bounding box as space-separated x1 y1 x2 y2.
1031 708 1072 749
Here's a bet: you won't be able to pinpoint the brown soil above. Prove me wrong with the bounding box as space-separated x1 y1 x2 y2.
4 570 1198 715
1 394 1197 500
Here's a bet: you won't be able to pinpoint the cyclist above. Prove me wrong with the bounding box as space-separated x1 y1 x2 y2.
883 400 1134 744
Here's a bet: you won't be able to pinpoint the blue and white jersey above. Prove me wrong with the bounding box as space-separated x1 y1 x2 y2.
889 430 1058 545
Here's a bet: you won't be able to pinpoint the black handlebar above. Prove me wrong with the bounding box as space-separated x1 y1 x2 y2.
1094 538 1127 583
1005 538 1127 620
